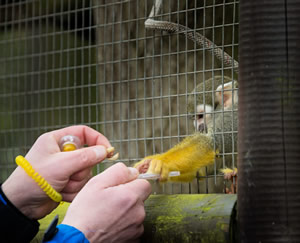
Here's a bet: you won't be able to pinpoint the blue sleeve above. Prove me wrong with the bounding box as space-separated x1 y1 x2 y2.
45 224 89 243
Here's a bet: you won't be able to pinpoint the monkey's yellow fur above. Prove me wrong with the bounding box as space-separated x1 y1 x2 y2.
134 133 216 182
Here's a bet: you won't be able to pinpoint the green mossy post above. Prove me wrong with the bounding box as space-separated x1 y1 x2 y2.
32 194 236 242
141 194 237 243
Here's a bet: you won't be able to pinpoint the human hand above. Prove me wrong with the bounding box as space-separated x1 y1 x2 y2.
2 125 112 220
62 162 151 243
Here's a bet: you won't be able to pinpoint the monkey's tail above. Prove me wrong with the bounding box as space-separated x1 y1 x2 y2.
145 0 239 74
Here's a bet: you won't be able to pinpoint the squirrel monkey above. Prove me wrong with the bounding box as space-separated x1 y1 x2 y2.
187 76 235 133
134 76 238 182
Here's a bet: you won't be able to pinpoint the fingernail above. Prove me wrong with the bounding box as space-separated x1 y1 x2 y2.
128 167 139 177
93 146 107 160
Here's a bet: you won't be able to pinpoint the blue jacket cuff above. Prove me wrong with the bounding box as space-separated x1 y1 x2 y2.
44 224 89 243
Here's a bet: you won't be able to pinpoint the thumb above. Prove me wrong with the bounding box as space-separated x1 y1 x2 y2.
61 145 108 174
96 163 139 188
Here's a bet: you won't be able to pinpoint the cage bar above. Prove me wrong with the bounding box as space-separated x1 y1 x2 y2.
238 0 300 242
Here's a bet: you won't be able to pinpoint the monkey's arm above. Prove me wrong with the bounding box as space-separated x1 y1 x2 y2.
134 133 216 182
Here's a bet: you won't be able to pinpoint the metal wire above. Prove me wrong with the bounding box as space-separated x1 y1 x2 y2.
0 0 238 195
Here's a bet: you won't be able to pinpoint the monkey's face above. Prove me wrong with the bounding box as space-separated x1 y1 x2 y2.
192 104 213 133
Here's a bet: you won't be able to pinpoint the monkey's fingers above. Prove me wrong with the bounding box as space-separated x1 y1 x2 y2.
148 159 161 174
159 164 170 182
220 167 237 180
134 158 152 174
147 159 170 182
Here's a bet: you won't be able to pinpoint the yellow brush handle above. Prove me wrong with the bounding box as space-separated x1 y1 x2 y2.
15 155 62 203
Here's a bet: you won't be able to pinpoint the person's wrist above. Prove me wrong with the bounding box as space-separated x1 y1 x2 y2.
1 167 45 219
2 182 33 218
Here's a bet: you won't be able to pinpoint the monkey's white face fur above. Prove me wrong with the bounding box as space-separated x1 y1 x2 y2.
193 104 213 132
192 80 238 132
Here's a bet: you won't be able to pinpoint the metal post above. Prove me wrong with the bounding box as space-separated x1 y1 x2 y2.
238 1 300 242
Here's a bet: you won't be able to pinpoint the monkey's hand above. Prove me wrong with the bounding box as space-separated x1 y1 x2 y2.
220 168 238 194
134 157 155 174
134 133 216 182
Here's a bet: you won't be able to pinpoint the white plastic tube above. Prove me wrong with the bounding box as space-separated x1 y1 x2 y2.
138 171 180 180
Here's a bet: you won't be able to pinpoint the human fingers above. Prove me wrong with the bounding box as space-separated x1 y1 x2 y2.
122 220 145 242
62 175 92 195
124 179 152 202
58 145 108 175
51 125 112 148
95 163 139 188
61 192 78 202
70 167 93 181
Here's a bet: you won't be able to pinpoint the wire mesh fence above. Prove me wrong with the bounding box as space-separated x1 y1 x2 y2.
0 0 238 194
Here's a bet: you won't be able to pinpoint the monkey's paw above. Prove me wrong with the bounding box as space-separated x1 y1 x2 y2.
221 167 237 180
134 155 173 182
134 158 152 174
220 168 238 194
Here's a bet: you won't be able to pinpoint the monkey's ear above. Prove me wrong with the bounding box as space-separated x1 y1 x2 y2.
215 81 237 109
